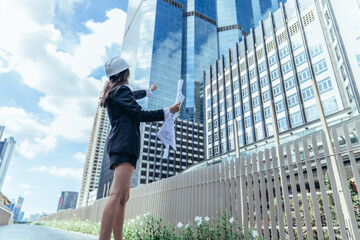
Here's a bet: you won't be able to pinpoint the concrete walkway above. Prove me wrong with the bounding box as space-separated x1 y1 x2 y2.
0 224 99 240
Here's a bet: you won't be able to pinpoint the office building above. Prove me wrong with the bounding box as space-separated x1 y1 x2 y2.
57 191 78 211
121 0 285 124
77 94 110 208
97 118 204 199
12 196 24 222
204 0 359 161
0 126 16 191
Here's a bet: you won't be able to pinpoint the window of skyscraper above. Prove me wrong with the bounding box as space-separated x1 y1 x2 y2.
220 102 224 112
318 77 333 94
208 135 212 144
314 59 328 75
302 86 314 101
251 83 258 93
234 80 239 89
285 77 295 90
226 86 231 95
241 75 247 85
290 112 302 127
295 52 307 66
275 101 284 113
228 124 233 133
227 98 232 107
250 69 256 79
234 93 240 103
242 88 249 98
245 116 251 128
278 117 288 131
273 84 282 96
323 97 339 114
260 76 268 87
271 69 279 81
253 96 260 108
298 68 311 83
207 98 211 107
264 107 271 119
208 148 213 157
221 115 225 125
310 44 323 58
282 61 293 74
227 111 233 120
262 91 270 102
235 106 241 117
207 110 212 119
306 105 320 121
214 132 219 141
219 91 224 99
287 94 299 108
254 111 261 123
243 102 250 112
280 46 289 59
269 55 277 66
259 62 266 73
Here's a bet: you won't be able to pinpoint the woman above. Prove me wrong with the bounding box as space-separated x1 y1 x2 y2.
99 57 181 240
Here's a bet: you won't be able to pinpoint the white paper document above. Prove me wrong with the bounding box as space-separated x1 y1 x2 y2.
156 79 185 158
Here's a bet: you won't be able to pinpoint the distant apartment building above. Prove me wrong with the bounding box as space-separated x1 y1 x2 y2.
77 95 110 208
97 118 204 199
57 191 78 211
204 0 359 161
0 126 15 191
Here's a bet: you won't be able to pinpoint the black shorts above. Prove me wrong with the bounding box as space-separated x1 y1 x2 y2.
109 153 137 170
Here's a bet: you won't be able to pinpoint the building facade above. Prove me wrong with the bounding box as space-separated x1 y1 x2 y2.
97 118 204 199
77 95 110 208
0 126 15 191
57 191 78 211
12 196 24 222
121 0 286 124
204 0 359 161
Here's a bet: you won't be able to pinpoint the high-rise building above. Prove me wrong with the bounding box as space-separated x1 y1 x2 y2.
57 191 78 211
77 94 110 208
0 126 16 191
12 196 24 222
325 0 360 97
121 0 285 124
204 0 359 161
97 118 204 199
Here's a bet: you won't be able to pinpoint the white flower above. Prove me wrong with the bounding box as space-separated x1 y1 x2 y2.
143 212 150 218
136 216 140 220
229 217 234 224
204 216 210 222
140 222 143 226
177 222 183 228
185 224 189 229
197 220 202 226
194 216 202 222
253 231 258 237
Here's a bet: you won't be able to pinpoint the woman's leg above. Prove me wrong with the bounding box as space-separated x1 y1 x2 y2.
99 162 134 240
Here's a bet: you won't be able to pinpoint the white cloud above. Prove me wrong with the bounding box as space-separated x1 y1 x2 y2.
74 152 86 163
0 1 127 157
27 166 83 180
19 184 35 190
24 190 32 196
0 107 56 158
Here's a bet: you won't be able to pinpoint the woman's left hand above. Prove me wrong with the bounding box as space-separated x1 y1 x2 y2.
150 82 158 91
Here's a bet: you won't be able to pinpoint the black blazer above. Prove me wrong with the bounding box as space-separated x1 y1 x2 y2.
106 85 164 159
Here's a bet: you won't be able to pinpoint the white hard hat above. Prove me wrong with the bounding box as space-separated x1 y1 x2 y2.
104 57 131 77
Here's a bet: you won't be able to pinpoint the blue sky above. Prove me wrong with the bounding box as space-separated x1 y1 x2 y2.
0 0 128 219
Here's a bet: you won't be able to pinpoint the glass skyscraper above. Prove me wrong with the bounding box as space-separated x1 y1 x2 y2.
204 0 360 161
120 0 285 124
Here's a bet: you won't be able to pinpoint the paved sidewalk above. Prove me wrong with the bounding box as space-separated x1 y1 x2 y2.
0 224 99 240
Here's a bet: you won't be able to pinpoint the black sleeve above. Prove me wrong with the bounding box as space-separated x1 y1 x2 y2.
132 90 146 100
114 85 165 122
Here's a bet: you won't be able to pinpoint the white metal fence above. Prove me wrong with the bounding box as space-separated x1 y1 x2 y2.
39 119 360 239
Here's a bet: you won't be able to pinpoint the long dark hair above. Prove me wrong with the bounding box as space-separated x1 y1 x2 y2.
100 69 130 108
